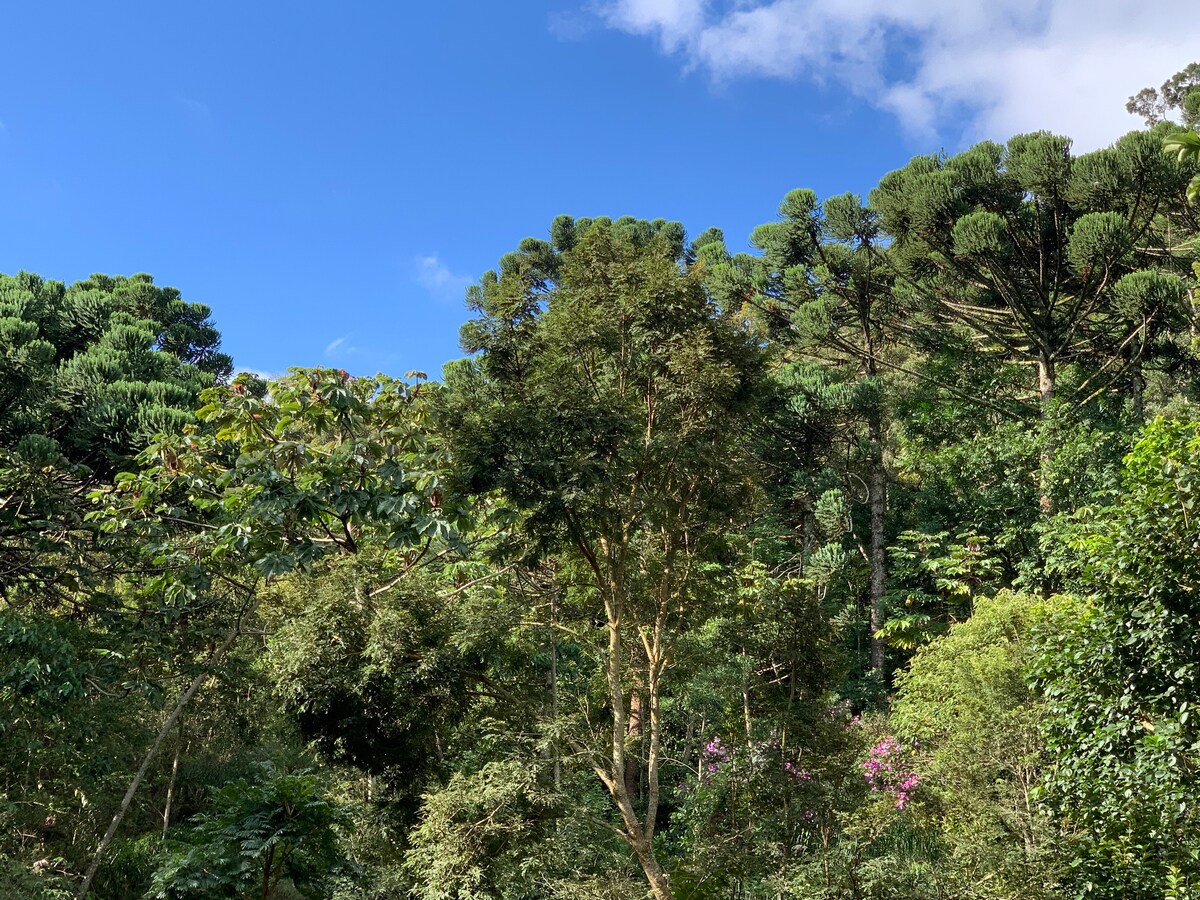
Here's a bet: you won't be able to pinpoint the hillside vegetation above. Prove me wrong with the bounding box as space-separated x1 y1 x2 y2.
3 71 1200 900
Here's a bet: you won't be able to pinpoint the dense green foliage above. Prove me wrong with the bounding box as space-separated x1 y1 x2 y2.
0 271 229 474
1033 422 1200 897
3 70 1200 900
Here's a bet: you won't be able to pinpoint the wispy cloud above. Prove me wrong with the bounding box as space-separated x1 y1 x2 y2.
324 336 356 358
593 0 1196 149
414 254 474 302
172 94 214 130
236 367 284 382
548 9 595 41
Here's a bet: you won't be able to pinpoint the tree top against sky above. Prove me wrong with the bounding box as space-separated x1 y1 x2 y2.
0 1 1193 383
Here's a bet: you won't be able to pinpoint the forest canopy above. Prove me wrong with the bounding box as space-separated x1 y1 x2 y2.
3 69 1200 900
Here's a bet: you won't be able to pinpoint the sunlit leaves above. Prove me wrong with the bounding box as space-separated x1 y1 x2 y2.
91 368 460 602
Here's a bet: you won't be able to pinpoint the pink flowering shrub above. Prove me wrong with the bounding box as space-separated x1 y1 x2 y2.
685 734 823 842
863 736 921 809
782 760 814 783
701 736 730 776
699 735 815 788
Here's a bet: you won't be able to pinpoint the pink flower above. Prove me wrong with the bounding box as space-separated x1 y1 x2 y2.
863 735 920 811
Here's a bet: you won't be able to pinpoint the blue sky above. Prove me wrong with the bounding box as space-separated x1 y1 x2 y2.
0 1 1192 379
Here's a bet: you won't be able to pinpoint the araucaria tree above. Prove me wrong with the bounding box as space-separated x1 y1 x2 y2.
871 131 1192 512
749 189 896 675
444 216 764 899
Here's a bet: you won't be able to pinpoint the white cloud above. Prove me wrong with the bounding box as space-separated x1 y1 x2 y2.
236 367 284 382
414 254 473 302
549 9 595 41
172 94 214 131
603 0 708 50
595 0 1198 149
324 336 349 357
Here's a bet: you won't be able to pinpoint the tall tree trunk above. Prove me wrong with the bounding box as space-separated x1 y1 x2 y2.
550 591 561 789
643 653 667 893
1130 358 1145 423
161 715 183 838
607 773 672 900
1037 355 1057 516
867 411 887 677
260 845 275 900
1038 356 1056 405
596 579 673 899
742 681 753 740
861 307 888 679
75 599 257 899
634 840 674 900
626 688 642 802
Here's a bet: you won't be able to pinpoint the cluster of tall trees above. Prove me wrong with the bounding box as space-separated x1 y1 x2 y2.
2 72 1200 899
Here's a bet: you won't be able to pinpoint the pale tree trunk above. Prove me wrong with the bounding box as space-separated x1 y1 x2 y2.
634 841 673 900
1037 355 1056 517
550 591 561 788
576 461 683 899
642 649 671 900
625 688 642 802
161 715 183 838
585 555 674 900
856 295 889 679
597 594 674 900
1038 356 1056 405
540 589 563 788
76 598 258 899
742 681 753 741
861 312 888 679
867 411 887 677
